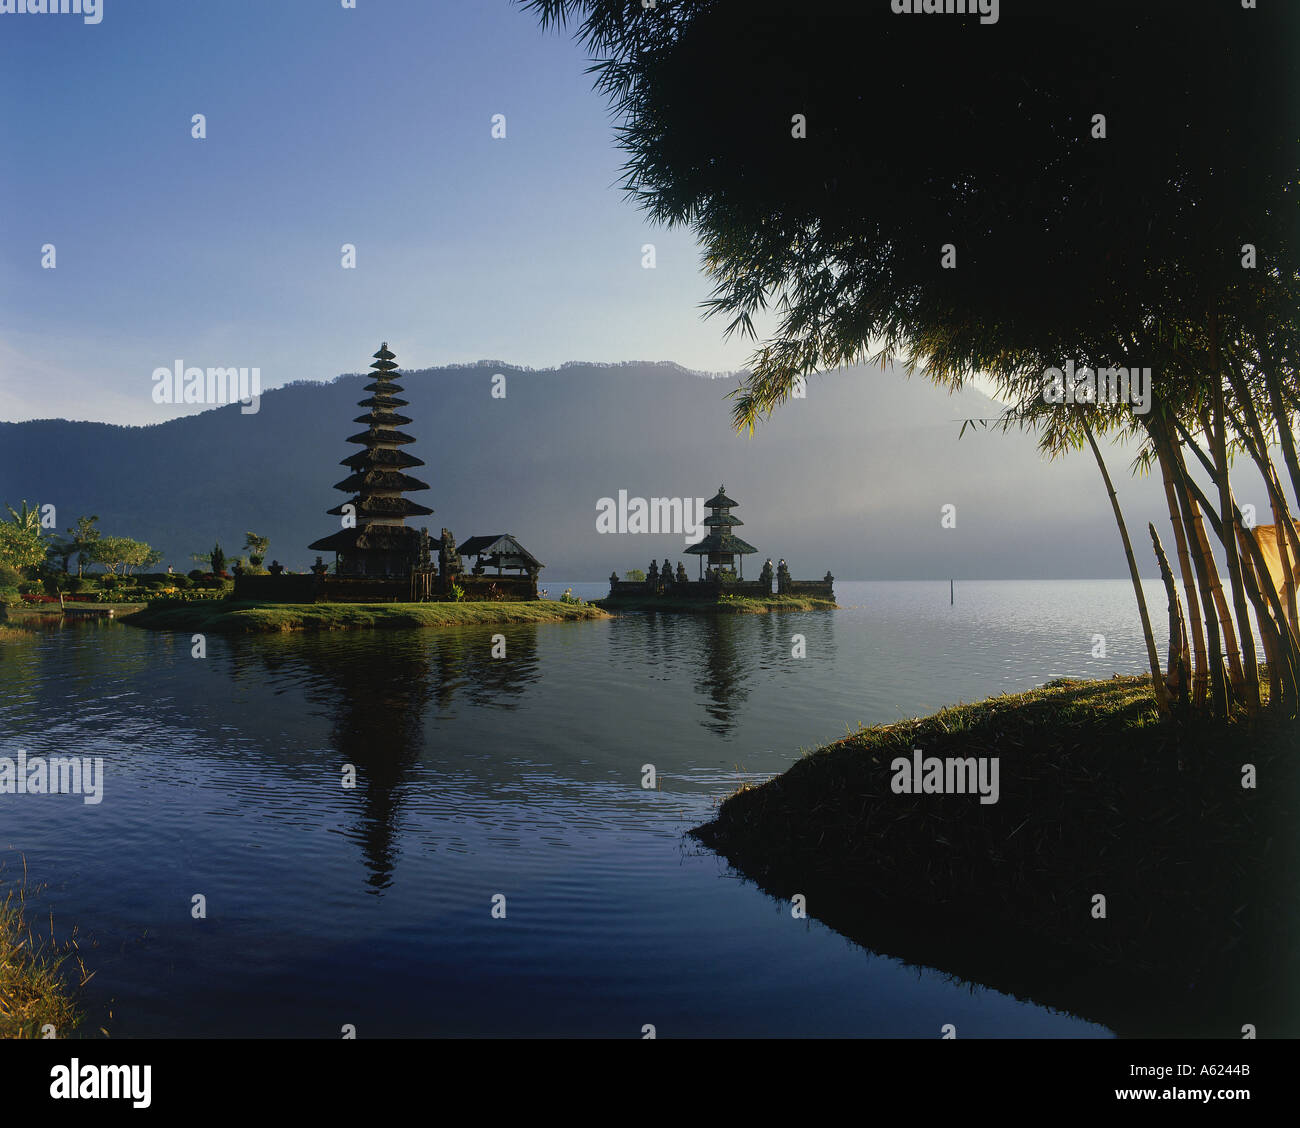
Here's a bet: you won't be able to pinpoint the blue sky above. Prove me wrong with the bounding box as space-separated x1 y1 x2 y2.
0 0 773 424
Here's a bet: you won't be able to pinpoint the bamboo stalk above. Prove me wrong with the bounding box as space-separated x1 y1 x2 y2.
1083 421 1168 715
1154 427 1207 707
1259 340 1300 511
1223 357 1300 631
1149 523 1190 716
1168 438 1229 715
1182 412 1247 696
1208 324 1261 715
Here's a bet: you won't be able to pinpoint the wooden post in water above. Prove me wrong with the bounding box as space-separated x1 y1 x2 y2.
950 579 954 605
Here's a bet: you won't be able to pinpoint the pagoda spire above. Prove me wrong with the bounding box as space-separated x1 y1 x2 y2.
309 343 434 576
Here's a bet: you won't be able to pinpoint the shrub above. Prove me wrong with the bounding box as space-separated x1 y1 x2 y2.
0 564 24 588
559 587 583 605
100 574 118 590
187 569 204 581
65 576 85 595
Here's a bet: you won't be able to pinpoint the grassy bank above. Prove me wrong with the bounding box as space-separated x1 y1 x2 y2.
596 594 836 614
691 676 1298 1035
1 873 88 1039
126 599 611 634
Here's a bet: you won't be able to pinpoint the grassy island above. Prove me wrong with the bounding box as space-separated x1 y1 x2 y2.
596 594 836 614
126 599 611 634
691 675 1298 1036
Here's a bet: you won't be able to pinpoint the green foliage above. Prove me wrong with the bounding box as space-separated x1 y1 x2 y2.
68 515 100 577
450 582 466 602
0 501 45 573
85 536 160 575
44 534 76 573
209 543 227 577
528 2 1298 430
559 587 583 604
623 569 646 582
244 532 270 567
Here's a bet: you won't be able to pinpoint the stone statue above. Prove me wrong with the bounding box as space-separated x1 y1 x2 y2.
777 558 791 594
439 528 461 578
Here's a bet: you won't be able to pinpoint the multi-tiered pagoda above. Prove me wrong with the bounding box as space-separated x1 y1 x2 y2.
309 343 433 577
685 485 758 578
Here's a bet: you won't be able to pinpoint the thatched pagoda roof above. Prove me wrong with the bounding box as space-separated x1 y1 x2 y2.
685 531 758 556
345 427 416 446
340 448 425 470
309 525 421 553
333 470 430 493
327 496 434 518
352 410 413 427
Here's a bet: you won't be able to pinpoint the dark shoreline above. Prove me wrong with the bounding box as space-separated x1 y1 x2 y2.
690 675 1299 1036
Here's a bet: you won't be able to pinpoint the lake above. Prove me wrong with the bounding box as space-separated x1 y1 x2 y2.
0 580 1178 1037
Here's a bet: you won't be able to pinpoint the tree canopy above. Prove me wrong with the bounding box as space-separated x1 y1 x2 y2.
528 0 1298 422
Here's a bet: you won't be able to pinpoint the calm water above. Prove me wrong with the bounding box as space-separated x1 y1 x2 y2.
0 580 1172 1038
